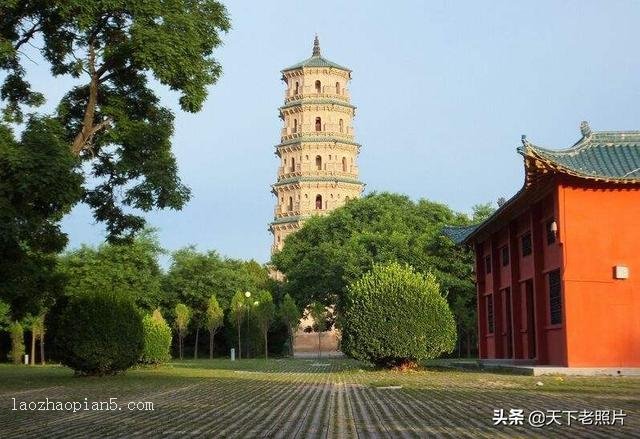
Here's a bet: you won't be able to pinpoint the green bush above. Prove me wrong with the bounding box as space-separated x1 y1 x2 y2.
341 262 457 368
8 322 25 364
140 309 172 364
50 292 143 375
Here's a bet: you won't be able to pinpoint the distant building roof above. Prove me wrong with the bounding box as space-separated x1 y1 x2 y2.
461 122 640 245
282 36 351 73
442 225 479 245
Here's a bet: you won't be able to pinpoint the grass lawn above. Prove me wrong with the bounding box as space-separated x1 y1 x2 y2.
1 358 638 438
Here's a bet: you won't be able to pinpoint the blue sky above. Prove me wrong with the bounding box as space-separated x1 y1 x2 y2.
21 0 640 264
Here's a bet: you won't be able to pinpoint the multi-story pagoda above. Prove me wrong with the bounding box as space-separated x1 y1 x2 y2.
270 37 364 254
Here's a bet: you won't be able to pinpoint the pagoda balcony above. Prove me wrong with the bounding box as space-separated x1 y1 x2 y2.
278 166 359 181
285 86 350 102
274 203 301 217
280 129 354 142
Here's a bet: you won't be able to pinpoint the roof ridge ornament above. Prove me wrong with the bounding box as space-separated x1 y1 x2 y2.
580 120 592 137
521 134 530 146
312 35 321 57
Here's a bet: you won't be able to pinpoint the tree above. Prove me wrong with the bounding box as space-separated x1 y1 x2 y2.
8 321 25 364
48 291 143 375
272 192 480 357
230 291 246 359
59 230 164 310
341 262 457 368
174 303 191 360
0 300 9 361
140 309 172 364
0 118 82 317
24 312 45 365
308 302 328 359
254 291 275 359
1 1 231 241
205 295 224 359
280 294 300 357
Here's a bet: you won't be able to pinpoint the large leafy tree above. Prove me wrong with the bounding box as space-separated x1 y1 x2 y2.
254 290 274 359
58 230 164 310
0 118 82 317
0 1 230 240
272 192 481 356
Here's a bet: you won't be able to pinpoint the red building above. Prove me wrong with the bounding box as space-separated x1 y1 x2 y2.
457 122 640 367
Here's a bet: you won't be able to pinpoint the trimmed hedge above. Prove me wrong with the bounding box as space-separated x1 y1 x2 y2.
140 310 172 364
50 292 143 375
341 262 457 368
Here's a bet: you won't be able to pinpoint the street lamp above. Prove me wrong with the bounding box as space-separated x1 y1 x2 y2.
244 292 251 357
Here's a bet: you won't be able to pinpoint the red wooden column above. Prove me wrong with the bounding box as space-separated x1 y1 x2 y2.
508 220 523 359
490 236 504 359
531 204 549 365
475 242 487 359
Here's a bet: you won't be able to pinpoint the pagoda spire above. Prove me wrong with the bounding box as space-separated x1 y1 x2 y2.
312 35 321 57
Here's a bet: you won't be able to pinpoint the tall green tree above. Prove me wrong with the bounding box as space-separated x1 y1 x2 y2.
308 302 327 358
174 303 190 361
0 1 230 240
280 294 300 357
58 230 164 310
254 291 275 359
205 295 224 359
0 118 82 317
8 321 25 364
272 192 480 357
230 291 246 360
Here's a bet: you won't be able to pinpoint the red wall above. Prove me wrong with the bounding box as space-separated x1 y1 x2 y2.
559 181 640 367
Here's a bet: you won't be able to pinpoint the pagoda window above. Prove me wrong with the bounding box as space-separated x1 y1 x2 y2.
294 81 299 94
293 118 298 133
342 157 347 172
315 195 322 210
339 119 344 133
335 82 340 94
501 246 509 266
487 294 495 334
315 117 322 131
315 155 322 170
291 157 295 172
288 196 293 211
315 80 321 93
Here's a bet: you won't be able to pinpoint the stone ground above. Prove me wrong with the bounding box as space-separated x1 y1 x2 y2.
0 359 638 438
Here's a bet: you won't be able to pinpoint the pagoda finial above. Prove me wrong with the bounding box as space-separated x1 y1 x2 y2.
312 35 321 57
580 120 592 137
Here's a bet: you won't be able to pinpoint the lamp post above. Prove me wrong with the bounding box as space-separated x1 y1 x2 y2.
244 292 251 357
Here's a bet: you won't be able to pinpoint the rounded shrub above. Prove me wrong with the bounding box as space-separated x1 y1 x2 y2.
140 309 172 364
51 292 144 375
341 262 457 368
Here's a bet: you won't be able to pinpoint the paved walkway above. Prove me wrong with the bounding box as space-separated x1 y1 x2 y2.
1 359 638 438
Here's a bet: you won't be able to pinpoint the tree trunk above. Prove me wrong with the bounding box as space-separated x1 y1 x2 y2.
194 327 199 359
264 331 268 360
40 335 45 365
288 327 294 357
317 332 322 359
237 323 242 360
30 332 35 366
466 331 472 358
209 329 214 360
179 334 183 360
457 327 462 358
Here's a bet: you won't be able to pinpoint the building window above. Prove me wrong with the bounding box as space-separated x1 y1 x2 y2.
294 82 299 94
339 118 344 133
342 156 347 172
521 232 532 257
501 246 509 266
484 255 491 274
315 117 321 131
315 195 322 209
549 269 562 325
290 157 295 172
315 80 321 93
546 221 556 245
487 294 494 334
335 82 340 94
293 118 297 133
315 155 322 170
288 196 293 211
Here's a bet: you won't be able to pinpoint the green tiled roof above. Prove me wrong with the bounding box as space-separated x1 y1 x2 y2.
282 56 350 73
442 225 479 245
276 137 361 148
282 36 351 73
272 176 363 187
519 122 640 182
280 99 356 111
